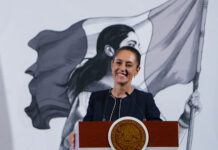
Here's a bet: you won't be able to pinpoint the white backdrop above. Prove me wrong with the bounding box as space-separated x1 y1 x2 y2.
0 0 217 150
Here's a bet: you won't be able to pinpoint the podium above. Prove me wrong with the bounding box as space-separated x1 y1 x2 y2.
77 121 178 150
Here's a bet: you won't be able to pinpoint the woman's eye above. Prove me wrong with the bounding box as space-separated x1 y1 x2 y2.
128 43 135 47
116 62 121 65
128 42 136 47
126 64 132 67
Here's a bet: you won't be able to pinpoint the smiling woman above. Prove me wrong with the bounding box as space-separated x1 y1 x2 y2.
61 25 142 150
68 46 162 148
82 46 161 122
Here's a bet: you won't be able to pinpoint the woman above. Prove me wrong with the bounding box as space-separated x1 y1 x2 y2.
83 46 161 121
60 24 141 149
68 46 161 149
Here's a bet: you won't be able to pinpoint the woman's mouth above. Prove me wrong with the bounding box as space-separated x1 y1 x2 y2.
117 72 128 77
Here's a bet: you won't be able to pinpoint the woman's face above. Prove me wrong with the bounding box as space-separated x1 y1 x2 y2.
119 31 140 50
111 50 140 86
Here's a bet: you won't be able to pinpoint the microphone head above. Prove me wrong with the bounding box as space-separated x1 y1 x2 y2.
125 92 130 96
109 89 112 95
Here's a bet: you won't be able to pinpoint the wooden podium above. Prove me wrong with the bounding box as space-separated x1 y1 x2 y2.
77 121 178 150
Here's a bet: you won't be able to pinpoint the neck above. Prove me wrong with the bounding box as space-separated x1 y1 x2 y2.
111 83 134 98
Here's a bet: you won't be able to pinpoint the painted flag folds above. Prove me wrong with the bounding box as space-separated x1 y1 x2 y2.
25 0 206 129
145 0 205 95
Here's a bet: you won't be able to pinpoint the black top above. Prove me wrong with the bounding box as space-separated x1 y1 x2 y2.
83 89 161 121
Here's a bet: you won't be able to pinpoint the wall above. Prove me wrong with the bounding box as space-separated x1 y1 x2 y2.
0 0 217 150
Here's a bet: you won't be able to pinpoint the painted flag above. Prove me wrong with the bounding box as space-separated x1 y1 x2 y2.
25 0 206 129
145 0 205 95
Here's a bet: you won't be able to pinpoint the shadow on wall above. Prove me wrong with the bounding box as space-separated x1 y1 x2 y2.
0 58 13 150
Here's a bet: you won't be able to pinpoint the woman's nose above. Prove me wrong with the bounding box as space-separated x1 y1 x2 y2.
119 64 126 71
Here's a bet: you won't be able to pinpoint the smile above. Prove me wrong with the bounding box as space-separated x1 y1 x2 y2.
117 72 128 77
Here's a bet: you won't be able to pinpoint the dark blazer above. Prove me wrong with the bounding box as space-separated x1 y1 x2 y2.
83 89 161 121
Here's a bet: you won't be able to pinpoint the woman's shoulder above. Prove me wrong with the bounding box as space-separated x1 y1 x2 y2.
134 88 153 97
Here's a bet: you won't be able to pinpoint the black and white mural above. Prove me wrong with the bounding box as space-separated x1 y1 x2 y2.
0 0 217 150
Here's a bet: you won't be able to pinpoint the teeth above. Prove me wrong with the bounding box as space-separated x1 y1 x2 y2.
117 73 126 76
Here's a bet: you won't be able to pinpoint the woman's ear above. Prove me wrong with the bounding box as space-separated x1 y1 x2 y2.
135 66 141 76
104 45 115 57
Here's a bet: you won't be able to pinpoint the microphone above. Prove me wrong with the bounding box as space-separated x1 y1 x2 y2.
125 92 147 121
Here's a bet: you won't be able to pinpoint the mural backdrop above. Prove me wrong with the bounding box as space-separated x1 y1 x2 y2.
0 0 218 150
